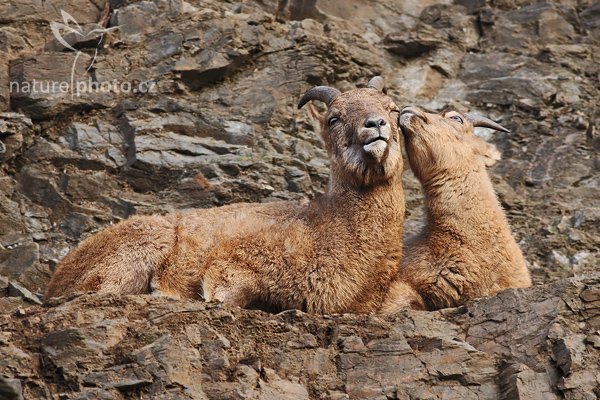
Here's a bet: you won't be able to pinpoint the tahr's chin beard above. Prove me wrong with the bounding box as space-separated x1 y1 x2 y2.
336 148 397 189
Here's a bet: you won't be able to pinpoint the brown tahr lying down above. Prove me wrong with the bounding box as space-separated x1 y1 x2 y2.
381 107 532 313
46 77 407 314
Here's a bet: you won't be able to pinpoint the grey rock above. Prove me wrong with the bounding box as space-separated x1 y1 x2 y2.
9 53 111 120
41 322 129 383
585 334 600 349
287 333 318 349
499 362 555 400
0 27 28 56
114 2 160 43
0 191 26 237
537 8 575 45
573 208 600 231
0 113 32 162
175 17 262 90
276 0 324 22
118 111 252 192
339 335 366 353
18 164 71 212
486 3 576 51
0 275 8 296
547 250 571 269
285 165 312 193
60 122 127 169
259 368 310 399
581 2 600 42
71 388 123 400
59 212 95 240
222 120 255 146
7 280 42 305
0 241 39 282
454 0 486 14
540 43 594 77
0 0 101 24
144 30 184 66
460 53 558 108
83 364 153 392
384 24 445 58
131 131 213 163
0 60 8 112
0 376 23 400
130 334 206 398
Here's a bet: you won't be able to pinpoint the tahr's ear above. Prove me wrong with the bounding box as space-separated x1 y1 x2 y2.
306 104 332 153
476 139 502 167
307 103 324 126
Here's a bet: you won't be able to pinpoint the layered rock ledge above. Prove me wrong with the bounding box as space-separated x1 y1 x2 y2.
1 275 599 399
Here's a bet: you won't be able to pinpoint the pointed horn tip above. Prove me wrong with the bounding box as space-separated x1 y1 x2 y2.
465 113 511 134
488 123 511 134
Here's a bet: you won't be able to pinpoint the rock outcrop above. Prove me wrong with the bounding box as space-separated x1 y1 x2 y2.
1 275 599 399
0 0 599 398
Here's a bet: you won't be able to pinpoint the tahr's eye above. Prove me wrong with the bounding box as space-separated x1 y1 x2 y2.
328 117 339 126
450 115 463 124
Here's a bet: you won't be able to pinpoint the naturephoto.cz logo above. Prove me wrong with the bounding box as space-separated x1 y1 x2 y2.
9 10 156 98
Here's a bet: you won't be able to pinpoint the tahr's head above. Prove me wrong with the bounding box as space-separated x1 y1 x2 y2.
398 106 509 182
298 77 403 188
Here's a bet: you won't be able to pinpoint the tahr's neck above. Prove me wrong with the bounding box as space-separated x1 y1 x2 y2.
422 166 508 237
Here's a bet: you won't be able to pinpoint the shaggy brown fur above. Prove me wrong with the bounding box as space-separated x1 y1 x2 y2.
46 80 406 314
381 107 531 312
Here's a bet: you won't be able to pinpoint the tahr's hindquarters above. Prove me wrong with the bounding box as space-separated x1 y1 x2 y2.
45 215 177 298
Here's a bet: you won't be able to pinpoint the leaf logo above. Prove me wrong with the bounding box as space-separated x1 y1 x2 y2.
50 10 119 55
49 9 119 98
50 10 85 53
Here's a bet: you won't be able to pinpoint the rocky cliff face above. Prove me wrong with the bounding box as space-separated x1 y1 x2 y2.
0 0 599 399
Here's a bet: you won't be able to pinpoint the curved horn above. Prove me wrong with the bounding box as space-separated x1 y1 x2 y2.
366 76 386 92
297 86 341 109
465 113 510 133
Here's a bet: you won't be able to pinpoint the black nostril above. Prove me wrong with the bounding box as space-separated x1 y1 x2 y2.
364 119 377 128
364 117 386 128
